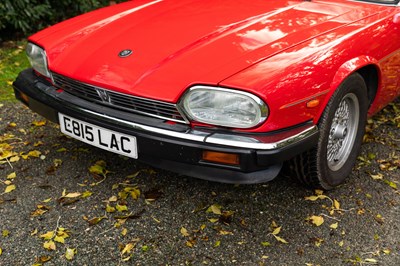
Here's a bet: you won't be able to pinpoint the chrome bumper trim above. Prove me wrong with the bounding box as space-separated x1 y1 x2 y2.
81 107 318 151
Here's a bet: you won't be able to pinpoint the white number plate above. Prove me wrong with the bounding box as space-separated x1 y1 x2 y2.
58 113 138 159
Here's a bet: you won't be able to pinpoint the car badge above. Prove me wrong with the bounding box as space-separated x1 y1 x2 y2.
118 49 133 58
96 89 111 103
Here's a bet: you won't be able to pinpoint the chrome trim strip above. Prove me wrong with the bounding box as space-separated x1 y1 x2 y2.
78 106 317 150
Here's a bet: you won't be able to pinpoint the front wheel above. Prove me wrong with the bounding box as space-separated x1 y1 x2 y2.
288 73 369 189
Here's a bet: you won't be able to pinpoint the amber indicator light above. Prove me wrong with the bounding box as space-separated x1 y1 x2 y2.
306 99 320 108
202 151 240 165
20 92 30 104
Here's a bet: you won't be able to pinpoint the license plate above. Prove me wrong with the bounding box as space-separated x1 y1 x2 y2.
58 113 138 159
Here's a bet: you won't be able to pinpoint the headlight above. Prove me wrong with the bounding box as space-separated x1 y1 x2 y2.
26 43 51 78
180 86 268 128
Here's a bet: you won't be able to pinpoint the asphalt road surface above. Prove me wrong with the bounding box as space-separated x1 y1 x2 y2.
0 101 399 265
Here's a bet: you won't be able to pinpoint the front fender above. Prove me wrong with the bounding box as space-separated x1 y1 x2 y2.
313 55 380 124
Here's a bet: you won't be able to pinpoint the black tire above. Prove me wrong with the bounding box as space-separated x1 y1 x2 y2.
287 73 369 190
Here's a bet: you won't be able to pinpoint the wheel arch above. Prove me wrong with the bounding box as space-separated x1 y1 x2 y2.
314 56 380 124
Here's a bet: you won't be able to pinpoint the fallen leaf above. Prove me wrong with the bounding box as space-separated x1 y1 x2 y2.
383 180 397 190
121 243 135 255
308 215 324 226
43 240 56 251
65 248 76 261
207 204 222 215
35 255 51 263
116 203 128 212
6 172 16 179
273 235 288 244
32 120 46 127
81 191 93 198
106 204 116 213
40 231 54 240
4 185 16 193
261 241 271 247
2 230 10 237
333 200 340 210
330 222 338 229
271 227 281 235
63 192 81 198
54 236 65 244
87 216 107 226
370 173 384 180
180 227 190 237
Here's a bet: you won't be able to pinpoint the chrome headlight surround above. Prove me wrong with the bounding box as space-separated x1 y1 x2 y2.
26 42 51 78
180 86 268 129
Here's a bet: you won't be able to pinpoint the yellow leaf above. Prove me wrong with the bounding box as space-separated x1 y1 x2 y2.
0 248 2 256
36 255 51 263
43 240 56 251
185 240 194 248
273 235 288 244
32 120 47 127
63 192 81 198
219 230 233 235
338 241 344 247
129 188 140 200
180 227 190 237
315 189 324 195
106 205 116 213
9 156 20 162
383 249 391 255
116 204 128 212
309 215 324 226
370 173 383 180
40 231 54 240
121 243 135 255
31 229 38 236
364 258 378 263
54 236 65 244
330 222 338 229
121 228 128 236
34 141 44 147
4 184 16 193
8 122 16 127
28 150 41 158
81 191 93 198
333 200 340 210
304 195 320 201
214 240 221 247
87 216 107 226
208 218 219 223
65 248 76 261
108 196 118 202
42 198 52 203
384 180 397 190
207 204 222 215
271 226 281 235
6 172 16 179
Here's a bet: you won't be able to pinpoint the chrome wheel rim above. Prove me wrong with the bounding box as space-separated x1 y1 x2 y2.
327 93 359 171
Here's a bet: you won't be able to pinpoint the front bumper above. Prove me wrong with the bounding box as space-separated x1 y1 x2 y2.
13 69 319 184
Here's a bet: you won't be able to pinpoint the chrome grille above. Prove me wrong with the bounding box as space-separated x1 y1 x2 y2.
52 73 188 124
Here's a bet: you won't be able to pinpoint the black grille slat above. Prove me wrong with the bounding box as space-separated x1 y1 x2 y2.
52 73 187 123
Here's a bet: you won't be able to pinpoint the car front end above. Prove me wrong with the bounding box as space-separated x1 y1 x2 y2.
14 0 385 184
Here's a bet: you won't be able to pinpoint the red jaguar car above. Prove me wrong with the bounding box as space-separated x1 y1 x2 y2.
13 0 400 189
